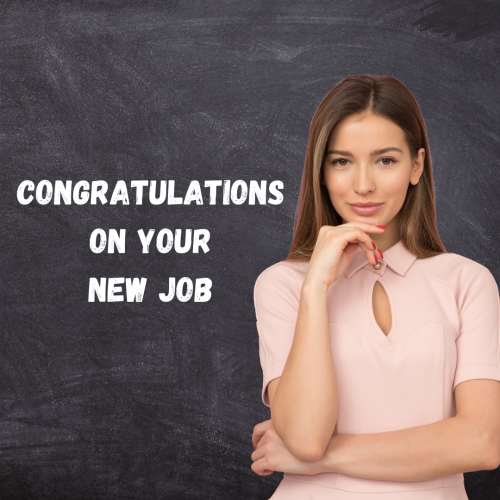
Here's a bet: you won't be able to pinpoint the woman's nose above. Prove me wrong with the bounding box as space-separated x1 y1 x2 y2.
353 166 374 192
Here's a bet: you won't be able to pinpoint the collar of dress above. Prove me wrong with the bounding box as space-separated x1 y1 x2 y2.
343 239 418 279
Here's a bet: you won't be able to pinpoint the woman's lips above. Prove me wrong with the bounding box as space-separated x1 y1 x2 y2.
348 203 383 215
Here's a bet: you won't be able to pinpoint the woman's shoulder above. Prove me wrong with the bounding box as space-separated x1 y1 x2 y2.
414 250 496 288
254 259 308 296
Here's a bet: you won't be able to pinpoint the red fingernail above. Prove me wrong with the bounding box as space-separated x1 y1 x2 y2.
374 255 379 265
372 242 376 249
378 249 383 258
377 226 386 230
253 444 256 449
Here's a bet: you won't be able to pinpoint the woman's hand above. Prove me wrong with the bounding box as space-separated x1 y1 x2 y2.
304 222 386 291
250 420 322 476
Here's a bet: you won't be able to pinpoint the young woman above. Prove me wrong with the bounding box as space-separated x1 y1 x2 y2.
250 74 500 499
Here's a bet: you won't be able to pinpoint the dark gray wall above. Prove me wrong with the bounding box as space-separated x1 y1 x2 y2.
1 1 499 499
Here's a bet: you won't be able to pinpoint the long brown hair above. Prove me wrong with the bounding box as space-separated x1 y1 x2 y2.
286 74 446 262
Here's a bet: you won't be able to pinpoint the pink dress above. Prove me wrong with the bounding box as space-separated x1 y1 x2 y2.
254 239 500 499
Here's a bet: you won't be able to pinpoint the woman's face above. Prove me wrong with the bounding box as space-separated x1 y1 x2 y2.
322 112 425 237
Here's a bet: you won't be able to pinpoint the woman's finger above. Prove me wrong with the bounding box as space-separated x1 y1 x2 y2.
251 442 275 475
252 419 273 449
332 227 381 265
251 454 274 476
338 221 387 234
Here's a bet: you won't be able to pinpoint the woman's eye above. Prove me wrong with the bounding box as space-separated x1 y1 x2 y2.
380 157 396 165
332 159 350 166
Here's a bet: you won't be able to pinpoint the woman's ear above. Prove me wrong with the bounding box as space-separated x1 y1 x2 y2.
410 148 425 185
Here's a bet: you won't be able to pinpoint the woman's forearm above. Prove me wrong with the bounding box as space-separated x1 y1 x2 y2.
316 416 494 481
272 283 338 462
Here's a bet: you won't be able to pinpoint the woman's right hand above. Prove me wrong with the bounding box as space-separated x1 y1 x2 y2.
303 222 386 292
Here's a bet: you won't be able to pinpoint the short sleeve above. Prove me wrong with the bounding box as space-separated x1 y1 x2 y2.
254 263 300 407
453 262 500 392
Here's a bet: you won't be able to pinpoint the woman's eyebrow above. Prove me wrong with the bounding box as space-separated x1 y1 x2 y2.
326 147 404 156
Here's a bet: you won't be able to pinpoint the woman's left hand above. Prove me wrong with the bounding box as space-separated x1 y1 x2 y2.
250 420 322 476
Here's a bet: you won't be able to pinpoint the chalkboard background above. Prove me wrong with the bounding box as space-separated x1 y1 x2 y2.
1 1 500 499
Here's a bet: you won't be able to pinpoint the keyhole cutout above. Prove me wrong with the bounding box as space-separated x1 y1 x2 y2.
372 281 392 336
